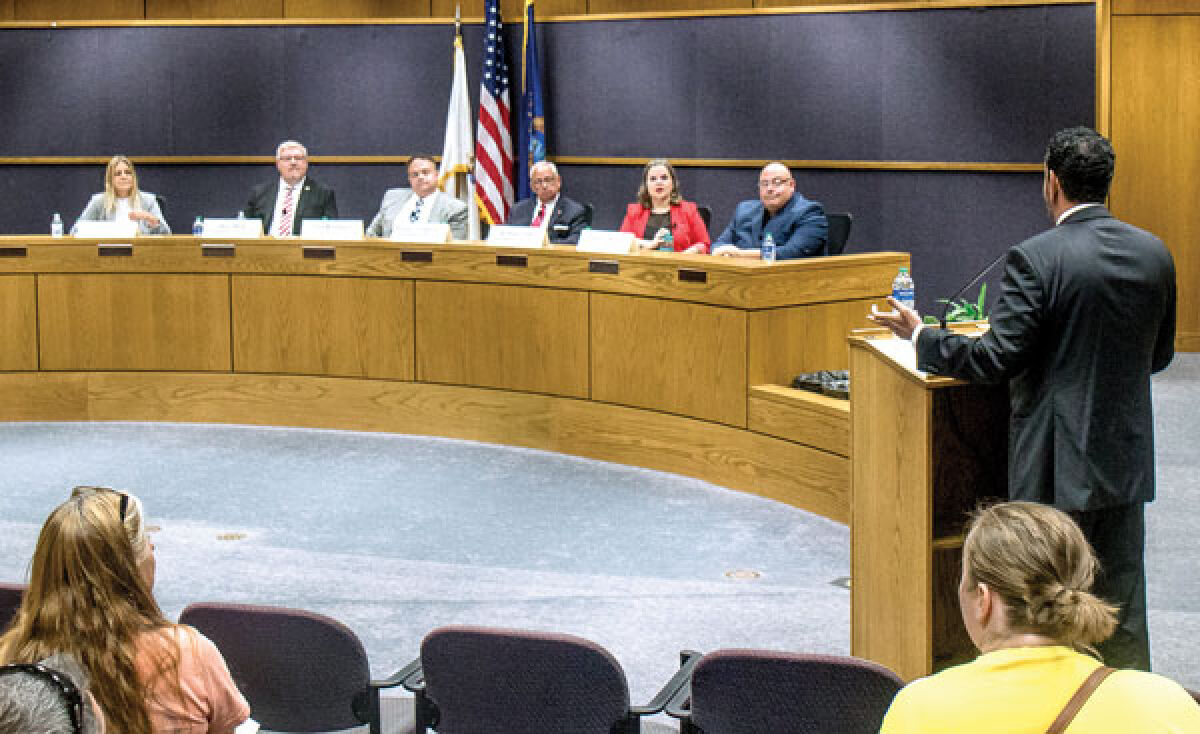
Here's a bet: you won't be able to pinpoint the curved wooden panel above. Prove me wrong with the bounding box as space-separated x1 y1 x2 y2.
0 371 850 522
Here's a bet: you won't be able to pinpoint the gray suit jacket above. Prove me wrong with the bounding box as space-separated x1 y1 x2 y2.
915 206 1175 511
367 189 468 240
73 191 171 235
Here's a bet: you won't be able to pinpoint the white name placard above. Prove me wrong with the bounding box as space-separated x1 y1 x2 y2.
73 220 138 238
300 219 365 241
388 223 453 244
486 225 547 249
202 218 263 238
577 229 636 255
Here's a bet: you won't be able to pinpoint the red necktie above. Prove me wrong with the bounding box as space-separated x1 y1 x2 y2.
277 186 296 237
532 204 545 227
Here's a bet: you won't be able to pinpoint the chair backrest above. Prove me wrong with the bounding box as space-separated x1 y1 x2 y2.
0 583 26 634
697 205 712 231
688 649 902 734
420 625 632 734
582 202 595 228
179 602 371 732
825 212 853 255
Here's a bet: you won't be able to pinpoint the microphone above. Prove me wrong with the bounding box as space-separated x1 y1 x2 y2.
938 248 1009 328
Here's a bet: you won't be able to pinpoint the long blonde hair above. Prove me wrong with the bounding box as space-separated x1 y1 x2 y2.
0 487 181 734
102 155 145 216
964 501 1118 655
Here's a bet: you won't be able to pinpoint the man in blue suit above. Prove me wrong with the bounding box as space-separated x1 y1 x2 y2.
712 162 828 259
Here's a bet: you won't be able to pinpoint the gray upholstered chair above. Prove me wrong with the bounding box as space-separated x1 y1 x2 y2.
666 649 903 734
402 624 690 733
180 602 409 733
0 582 25 633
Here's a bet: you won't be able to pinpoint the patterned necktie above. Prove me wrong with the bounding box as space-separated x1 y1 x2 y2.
277 185 296 237
532 204 545 227
410 197 423 223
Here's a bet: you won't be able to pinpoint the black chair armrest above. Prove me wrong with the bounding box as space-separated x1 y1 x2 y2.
631 649 702 716
374 658 422 691
664 649 703 720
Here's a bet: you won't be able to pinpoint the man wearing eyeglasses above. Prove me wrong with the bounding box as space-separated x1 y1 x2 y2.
712 162 828 259
507 162 590 244
366 154 469 240
243 140 339 237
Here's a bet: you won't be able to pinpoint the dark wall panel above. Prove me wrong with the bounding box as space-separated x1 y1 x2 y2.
544 5 1093 161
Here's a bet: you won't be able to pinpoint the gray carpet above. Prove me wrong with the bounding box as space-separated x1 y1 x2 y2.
0 353 1196 731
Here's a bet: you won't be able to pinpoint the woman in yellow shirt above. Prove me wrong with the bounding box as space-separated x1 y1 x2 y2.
881 502 1200 733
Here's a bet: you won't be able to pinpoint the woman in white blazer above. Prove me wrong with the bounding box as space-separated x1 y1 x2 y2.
73 155 170 235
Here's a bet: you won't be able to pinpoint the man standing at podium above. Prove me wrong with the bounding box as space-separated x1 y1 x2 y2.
870 127 1176 671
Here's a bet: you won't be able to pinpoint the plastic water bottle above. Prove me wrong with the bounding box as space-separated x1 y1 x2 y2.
192 216 204 236
892 266 916 310
659 229 674 252
761 233 776 263
51 212 64 238
236 210 246 220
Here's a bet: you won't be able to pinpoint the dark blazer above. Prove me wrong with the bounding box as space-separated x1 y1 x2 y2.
508 195 589 244
244 177 338 235
916 205 1176 511
714 193 828 259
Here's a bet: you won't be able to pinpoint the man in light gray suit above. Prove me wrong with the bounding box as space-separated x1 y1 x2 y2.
367 154 469 240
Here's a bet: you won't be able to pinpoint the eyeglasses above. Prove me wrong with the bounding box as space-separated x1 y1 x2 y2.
278 155 307 163
70 485 129 522
0 663 84 734
758 177 792 189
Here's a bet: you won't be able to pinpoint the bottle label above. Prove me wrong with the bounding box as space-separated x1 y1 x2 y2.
893 287 915 307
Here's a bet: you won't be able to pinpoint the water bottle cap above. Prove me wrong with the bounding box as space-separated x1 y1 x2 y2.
898 266 908 273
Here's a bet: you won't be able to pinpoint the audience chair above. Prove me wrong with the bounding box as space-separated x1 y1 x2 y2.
179 602 408 734
666 649 903 734
0 582 25 633
825 212 854 255
400 624 692 733
697 205 712 231
582 202 595 229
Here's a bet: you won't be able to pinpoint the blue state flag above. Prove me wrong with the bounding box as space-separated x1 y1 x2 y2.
516 0 545 201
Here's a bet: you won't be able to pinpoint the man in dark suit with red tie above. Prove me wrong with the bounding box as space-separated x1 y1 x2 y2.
871 127 1176 670
507 161 589 244
243 140 338 237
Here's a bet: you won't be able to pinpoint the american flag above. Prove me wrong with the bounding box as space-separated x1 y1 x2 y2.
474 0 514 225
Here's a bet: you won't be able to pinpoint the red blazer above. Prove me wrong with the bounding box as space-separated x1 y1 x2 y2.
619 200 711 254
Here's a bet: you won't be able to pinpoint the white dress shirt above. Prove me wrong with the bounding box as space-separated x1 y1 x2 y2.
272 177 305 237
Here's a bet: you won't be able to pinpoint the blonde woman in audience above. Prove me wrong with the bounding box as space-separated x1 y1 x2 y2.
73 155 170 235
880 501 1200 733
0 487 249 734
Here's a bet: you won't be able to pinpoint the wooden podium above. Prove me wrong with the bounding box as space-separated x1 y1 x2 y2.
848 327 1008 680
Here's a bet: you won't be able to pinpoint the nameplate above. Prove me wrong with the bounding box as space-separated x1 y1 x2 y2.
301 219 364 241
302 245 336 260
588 260 620 275
577 230 635 255
678 269 708 284
401 251 434 263
98 244 133 257
496 254 528 268
388 223 452 244
201 243 236 257
74 220 138 238
486 225 547 249
0 247 27 258
203 218 263 238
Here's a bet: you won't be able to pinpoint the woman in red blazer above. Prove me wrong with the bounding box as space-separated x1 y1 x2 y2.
619 159 711 254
